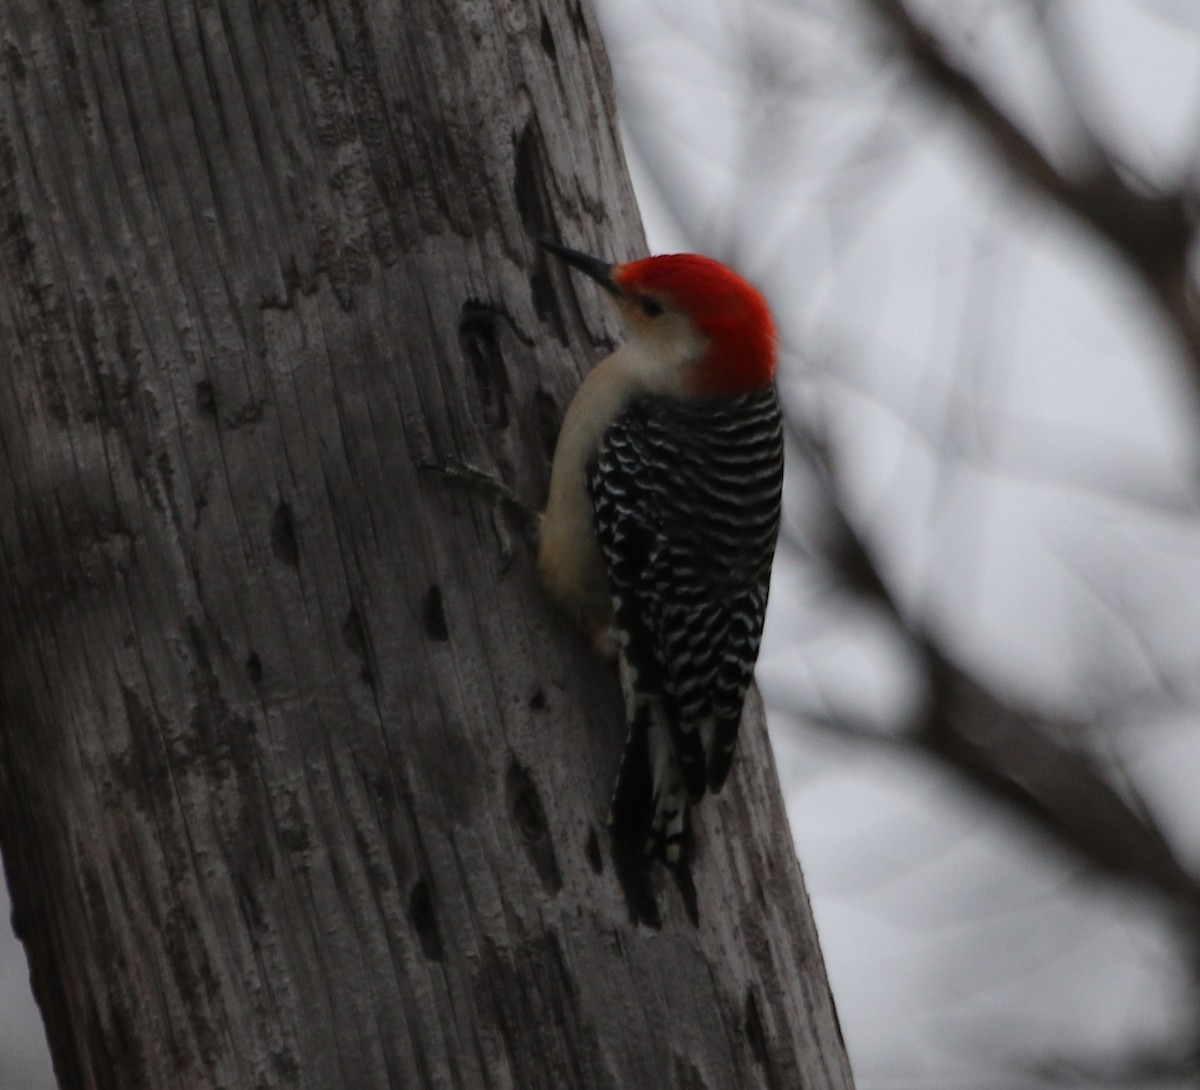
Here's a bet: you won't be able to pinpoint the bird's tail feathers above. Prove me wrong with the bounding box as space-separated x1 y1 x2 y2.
609 656 700 924
609 673 690 857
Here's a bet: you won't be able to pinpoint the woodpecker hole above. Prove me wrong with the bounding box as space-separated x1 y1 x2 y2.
341 606 376 688
514 120 548 241
529 262 566 344
408 879 445 962
539 12 556 59
422 585 449 642
528 688 547 711
506 759 562 894
271 502 299 567
515 131 568 337
514 121 582 347
585 827 603 875
245 652 263 684
196 380 217 419
458 300 511 431
533 389 560 463
744 987 768 1068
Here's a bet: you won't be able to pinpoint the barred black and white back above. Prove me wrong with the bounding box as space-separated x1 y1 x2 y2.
588 385 784 868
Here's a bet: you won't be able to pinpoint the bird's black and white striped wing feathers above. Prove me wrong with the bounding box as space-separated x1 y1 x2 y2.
589 386 784 819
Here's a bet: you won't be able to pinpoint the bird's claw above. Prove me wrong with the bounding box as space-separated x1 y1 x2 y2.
420 459 533 569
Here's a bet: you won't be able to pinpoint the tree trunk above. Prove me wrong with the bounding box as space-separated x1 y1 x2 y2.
0 2 853 1087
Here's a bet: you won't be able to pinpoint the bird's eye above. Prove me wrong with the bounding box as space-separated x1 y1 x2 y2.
640 297 664 318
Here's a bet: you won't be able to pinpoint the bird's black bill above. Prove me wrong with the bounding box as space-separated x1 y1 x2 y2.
538 239 622 298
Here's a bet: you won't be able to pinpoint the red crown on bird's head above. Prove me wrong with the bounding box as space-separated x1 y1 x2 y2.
614 254 777 397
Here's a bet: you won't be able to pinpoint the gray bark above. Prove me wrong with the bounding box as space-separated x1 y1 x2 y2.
0 1 853 1088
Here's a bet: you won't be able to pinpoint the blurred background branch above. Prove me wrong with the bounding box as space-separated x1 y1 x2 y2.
864 0 1200 405
787 414 1200 916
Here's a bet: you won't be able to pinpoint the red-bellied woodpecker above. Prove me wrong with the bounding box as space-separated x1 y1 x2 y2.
538 241 784 902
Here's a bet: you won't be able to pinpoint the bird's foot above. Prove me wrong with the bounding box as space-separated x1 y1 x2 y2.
420 459 535 570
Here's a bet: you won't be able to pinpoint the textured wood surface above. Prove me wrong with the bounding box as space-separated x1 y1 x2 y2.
0 1 854 1087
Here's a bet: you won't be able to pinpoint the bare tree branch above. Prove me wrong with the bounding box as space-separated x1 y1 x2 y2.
861 0 1200 394
784 416 1200 912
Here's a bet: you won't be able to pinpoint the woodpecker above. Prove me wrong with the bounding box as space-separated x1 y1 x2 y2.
538 240 784 895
